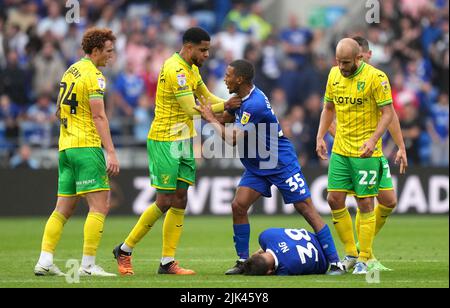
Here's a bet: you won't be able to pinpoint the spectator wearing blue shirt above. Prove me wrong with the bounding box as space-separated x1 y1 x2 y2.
427 92 449 166
112 59 145 117
0 94 20 147
279 14 313 70
22 93 57 147
9 143 39 169
133 94 153 146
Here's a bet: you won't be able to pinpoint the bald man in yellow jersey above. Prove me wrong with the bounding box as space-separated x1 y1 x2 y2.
34 28 119 277
113 27 241 275
327 36 408 272
316 38 395 274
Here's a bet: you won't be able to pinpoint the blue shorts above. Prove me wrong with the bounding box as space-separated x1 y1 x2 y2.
238 165 311 204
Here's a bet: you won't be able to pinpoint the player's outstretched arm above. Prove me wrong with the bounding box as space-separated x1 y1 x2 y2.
177 94 237 118
216 111 236 125
195 83 242 111
194 103 243 146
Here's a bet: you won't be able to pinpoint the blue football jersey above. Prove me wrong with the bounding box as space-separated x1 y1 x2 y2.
259 228 328 275
234 87 299 176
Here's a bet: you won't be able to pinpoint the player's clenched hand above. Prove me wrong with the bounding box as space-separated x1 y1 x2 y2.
225 95 241 110
394 148 408 174
316 139 328 160
359 139 376 158
106 151 120 177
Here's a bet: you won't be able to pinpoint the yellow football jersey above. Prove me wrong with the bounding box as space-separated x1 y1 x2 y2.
148 53 204 141
58 58 106 151
324 62 393 157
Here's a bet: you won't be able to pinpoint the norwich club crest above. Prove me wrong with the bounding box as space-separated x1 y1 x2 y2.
357 81 365 92
162 175 171 184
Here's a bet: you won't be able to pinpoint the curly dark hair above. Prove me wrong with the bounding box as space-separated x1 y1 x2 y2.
81 28 116 55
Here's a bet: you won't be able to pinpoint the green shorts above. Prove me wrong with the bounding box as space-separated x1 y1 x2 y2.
147 139 196 192
379 156 394 191
327 153 383 198
58 147 110 197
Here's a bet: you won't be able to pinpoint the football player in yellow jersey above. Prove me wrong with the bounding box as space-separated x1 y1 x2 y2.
316 38 395 274
113 27 241 275
327 36 408 272
34 28 119 277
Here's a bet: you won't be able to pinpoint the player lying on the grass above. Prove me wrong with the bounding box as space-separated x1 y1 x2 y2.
243 228 338 275
195 59 345 276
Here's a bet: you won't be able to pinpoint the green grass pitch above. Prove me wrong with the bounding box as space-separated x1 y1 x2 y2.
0 215 448 288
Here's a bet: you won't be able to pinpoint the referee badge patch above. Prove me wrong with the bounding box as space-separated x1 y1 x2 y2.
241 112 251 124
177 73 187 86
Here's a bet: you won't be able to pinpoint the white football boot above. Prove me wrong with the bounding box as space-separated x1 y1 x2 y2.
78 264 117 277
34 263 66 276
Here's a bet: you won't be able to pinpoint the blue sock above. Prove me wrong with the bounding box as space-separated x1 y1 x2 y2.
316 224 340 264
233 224 250 260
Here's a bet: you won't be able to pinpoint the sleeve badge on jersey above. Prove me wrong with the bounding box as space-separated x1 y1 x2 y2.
177 73 187 86
241 112 251 125
381 81 389 92
97 78 106 90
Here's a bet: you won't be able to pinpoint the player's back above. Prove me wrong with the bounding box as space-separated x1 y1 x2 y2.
234 87 299 175
58 58 106 151
259 228 328 275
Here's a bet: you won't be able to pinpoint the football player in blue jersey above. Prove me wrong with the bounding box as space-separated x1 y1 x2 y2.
243 228 330 276
195 59 345 276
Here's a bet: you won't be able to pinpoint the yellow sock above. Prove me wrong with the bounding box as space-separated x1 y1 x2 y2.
83 212 105 256
41 211 67 253
162 207 185 258
375 204 394 236
331 208 358 257
124 203 163 248
355 208 361 241
358 211 376 263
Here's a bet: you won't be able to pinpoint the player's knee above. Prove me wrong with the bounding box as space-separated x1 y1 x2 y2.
92 201 110 215
156 194 174 211
231 200 247 217
378 196 397 208
173 194 187 209
294 200 311 215
378 191 397 209
327 194 342 209
381 199 397 209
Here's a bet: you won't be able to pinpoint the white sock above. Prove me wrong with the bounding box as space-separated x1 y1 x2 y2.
161 257 174 265
38 251 53 268
81 255 95 269
120 243 133 253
